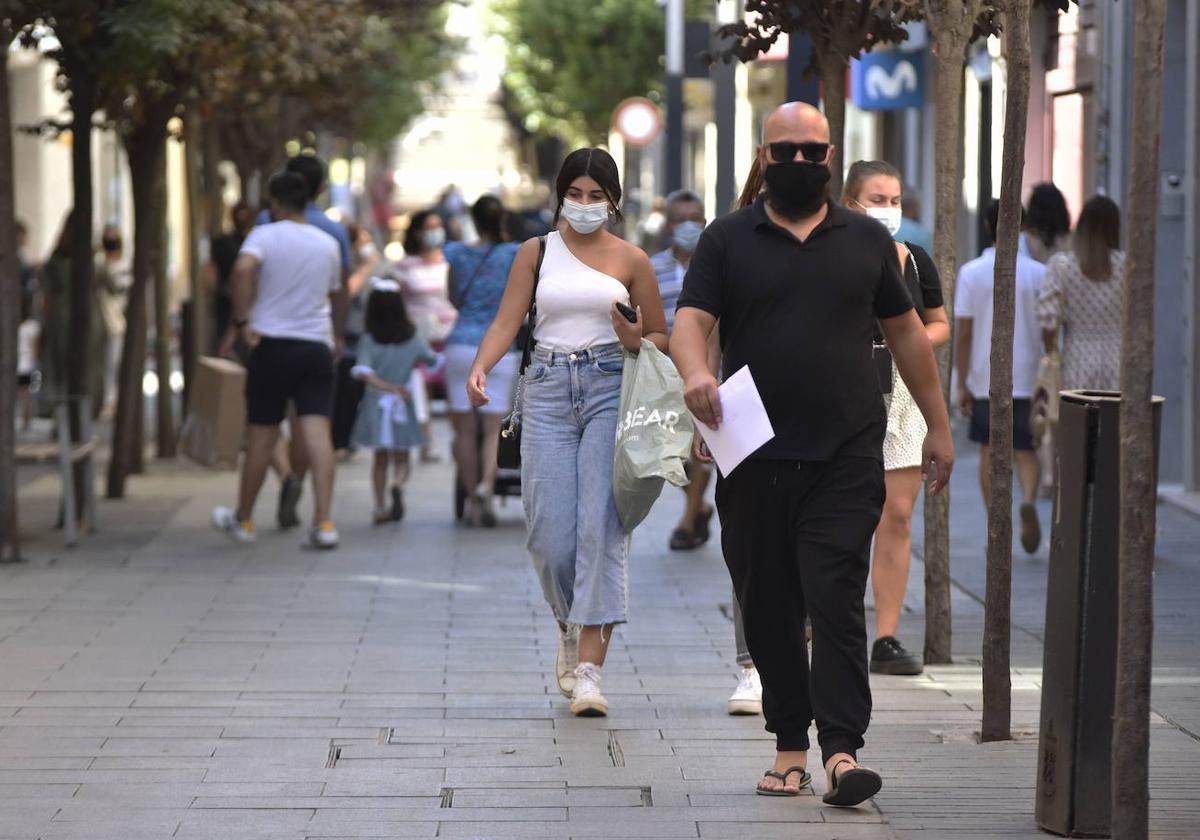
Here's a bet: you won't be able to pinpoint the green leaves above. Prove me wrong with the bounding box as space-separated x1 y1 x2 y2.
14 0 458 158
495 0 665 145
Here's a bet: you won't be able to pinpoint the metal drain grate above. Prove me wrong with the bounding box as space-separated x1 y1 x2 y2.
640 786 653 807
606 731 625 767
439 787 454 808
325 745 341 768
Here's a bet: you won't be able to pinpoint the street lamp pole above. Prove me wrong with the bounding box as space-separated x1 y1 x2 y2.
664 0 684 194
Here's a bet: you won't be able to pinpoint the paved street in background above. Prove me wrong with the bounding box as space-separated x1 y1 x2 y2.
3 422 1198 839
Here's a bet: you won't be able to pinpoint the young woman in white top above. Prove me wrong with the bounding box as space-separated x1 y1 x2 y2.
467 148 668 716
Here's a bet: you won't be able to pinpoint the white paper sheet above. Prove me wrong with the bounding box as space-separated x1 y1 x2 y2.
691 365 775 475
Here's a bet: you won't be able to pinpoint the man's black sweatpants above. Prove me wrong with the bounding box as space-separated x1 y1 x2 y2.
715 455 885 766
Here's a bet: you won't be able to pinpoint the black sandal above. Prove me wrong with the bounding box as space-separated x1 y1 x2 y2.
669 528 701 551
694 507 714 544
669 508 715 551
755 765 812 797
822 758 882 807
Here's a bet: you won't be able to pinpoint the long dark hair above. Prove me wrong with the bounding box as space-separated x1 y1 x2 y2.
471 194 507 242
1025 182 1071 249
736 158 763 210
554 148 623 222
403 209 438 257
366 288 416 344
1073 195 1121 281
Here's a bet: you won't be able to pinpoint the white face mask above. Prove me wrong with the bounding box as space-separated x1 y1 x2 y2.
561 197 609 234
855 201 903 238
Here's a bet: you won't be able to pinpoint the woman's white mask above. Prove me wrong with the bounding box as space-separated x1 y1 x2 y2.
561 198 610 234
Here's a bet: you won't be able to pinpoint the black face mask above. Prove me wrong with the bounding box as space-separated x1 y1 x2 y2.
763 161 831 220
102 239 121 254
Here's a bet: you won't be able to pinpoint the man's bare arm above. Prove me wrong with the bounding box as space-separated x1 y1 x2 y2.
671 306 722 427
229 254 259 324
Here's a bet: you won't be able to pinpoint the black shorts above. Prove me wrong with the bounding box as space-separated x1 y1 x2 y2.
245 337 334 426
969 398 1034 451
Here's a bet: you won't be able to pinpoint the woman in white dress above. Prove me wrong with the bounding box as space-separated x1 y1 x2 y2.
842 161 950 676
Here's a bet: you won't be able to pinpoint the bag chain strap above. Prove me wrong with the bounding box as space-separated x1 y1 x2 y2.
502 236 546 440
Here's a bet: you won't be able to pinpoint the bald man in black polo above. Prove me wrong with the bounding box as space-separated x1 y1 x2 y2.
671 102 953 807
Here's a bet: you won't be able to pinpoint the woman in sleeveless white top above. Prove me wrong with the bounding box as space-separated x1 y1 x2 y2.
465 148 668 717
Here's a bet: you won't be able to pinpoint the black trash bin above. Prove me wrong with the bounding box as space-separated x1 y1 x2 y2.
1036 390 1164 838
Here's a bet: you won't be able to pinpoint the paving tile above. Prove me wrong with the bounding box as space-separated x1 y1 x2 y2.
0 438 1195 840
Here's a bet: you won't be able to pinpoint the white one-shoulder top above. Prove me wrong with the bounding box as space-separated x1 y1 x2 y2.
533 232 630 352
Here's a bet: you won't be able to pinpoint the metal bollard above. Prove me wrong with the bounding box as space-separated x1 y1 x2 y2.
1035 390 1163 837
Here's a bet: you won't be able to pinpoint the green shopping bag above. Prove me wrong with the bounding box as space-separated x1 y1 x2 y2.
613 339 694 532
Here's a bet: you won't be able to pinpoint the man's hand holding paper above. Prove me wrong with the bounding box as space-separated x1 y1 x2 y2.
687 366 775 475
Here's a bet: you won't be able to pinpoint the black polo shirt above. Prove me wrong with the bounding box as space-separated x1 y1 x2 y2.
677 196 913 462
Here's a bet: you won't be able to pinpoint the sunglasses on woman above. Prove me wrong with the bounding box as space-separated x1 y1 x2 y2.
767 141 830 164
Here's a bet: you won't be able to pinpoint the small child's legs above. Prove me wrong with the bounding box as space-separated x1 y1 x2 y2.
372 451 390 510
372 450 411 511
391 450 410 488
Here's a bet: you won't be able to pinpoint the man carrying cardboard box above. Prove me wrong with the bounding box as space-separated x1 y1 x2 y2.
211 171 348 549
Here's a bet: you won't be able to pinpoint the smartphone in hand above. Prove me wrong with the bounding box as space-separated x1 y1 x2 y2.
615 302 638 323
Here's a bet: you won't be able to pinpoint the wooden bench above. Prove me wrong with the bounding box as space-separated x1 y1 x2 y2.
15 398 97 547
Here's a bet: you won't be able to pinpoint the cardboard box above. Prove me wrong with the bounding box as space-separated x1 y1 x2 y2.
180 356 246 469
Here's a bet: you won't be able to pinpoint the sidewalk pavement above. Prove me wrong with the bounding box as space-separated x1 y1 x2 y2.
2 422 1198 839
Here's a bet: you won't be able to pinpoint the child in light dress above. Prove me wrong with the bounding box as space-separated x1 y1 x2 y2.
351 281 438 524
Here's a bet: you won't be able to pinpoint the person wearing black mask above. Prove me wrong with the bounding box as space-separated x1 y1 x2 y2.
672 102 954 807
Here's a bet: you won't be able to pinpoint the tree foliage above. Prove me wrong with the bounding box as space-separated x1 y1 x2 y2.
712 0 917 66
496 0 666 145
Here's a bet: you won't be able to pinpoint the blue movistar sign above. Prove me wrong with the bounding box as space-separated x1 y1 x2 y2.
851 51 925 111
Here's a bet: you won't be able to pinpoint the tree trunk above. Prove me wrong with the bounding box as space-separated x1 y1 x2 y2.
184 111 207 409
0 52 20 562
1112 1 1167 835
981 0 1031 744
153 141 176 460
816 51 847 199
202 117 224 239
921 47 968 665
67 71 96 510
108 123 168 497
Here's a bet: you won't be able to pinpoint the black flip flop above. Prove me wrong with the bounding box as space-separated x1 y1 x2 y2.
755 765 812 797
694 507 714 544
822 758 882 807
669 528 701 551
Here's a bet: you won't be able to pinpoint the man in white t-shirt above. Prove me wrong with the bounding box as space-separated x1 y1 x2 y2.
212 171 347 550
954 199 1047 553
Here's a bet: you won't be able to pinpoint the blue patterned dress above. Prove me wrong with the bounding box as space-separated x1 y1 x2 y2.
350 334 438 450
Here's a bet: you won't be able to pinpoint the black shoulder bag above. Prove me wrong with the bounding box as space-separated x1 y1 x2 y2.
497 236 546 469
873 249 921 396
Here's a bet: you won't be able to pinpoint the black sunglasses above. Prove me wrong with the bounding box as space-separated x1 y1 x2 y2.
767 141 830 164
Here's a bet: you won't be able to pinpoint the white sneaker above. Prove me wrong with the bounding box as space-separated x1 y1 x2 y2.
556 626 580 698
211 506 255 544
569 662 608 717
728 667 763 716
308 521 340 550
